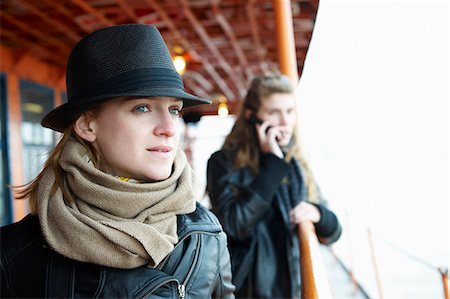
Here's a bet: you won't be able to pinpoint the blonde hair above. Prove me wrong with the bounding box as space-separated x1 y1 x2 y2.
222 73 319 202
14 127 100 214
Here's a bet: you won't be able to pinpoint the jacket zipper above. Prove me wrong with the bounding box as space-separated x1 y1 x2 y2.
156 230 210 298
178 284 185 299
137 277 184 299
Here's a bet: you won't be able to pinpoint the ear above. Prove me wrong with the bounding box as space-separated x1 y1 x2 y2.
73 113 97 142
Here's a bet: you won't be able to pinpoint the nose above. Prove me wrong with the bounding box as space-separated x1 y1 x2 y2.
279 112 289 126
154 112 176 137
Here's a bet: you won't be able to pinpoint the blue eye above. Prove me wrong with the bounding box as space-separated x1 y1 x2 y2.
134 105 149 113
169 107 182 117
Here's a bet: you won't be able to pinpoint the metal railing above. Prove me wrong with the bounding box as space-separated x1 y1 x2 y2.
367 227 449 299
301 221 448 299
299 221 333 298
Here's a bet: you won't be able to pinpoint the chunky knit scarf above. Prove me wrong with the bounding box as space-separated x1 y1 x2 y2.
37 138 196 269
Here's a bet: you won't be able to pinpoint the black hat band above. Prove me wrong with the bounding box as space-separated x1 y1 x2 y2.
70 67 184 104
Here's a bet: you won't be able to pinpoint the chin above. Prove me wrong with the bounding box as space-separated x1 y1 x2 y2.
278 139 291 147
146 170 172 182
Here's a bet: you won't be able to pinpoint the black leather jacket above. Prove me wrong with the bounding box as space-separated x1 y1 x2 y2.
207 150 342 298
0 203 235 299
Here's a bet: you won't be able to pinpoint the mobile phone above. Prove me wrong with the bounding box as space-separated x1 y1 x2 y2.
248 113 263 126
249 114 272 133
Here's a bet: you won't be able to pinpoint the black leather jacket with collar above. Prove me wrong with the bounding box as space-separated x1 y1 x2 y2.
0 203 235 299
207 150 342 298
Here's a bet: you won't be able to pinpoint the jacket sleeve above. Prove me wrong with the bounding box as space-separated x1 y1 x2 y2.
308 179 342 244
313 203 342 244
207 151 290 240
212 231 235 298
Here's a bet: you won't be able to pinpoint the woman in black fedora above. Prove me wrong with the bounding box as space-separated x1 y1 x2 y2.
1 24 234 298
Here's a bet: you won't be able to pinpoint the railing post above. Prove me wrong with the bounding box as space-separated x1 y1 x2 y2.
440 267 449 299
367 228 384 299
298 221 333 298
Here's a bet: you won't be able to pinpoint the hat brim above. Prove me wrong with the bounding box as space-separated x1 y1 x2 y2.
41 87 211 132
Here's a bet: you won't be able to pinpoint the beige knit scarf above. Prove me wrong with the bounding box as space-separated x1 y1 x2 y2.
37 138 196 269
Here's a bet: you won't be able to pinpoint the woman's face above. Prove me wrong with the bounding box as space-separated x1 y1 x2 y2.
256 92 296 147
86 97 183 182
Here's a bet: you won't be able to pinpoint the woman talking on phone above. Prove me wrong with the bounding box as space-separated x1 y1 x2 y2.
206 73 342 298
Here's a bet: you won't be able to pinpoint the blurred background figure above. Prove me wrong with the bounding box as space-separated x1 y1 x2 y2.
207 73 342 298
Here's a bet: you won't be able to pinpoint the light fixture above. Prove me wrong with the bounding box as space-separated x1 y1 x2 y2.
218 102 229 117
173 45 187 75
173 55 186 75
217 95 229 117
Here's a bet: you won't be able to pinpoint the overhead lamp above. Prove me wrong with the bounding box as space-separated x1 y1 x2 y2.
173 55 186 75
173 45 187 75
217 95 229 117
218 102 229 117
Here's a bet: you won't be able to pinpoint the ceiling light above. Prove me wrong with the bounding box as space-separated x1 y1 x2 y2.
173 55 186 75
218 102 229 117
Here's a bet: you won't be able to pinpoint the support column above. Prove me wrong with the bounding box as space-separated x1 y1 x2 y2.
273 0 299 84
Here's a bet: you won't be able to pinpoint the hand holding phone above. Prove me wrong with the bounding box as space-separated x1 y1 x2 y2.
248 113 284 158
249 114 271 133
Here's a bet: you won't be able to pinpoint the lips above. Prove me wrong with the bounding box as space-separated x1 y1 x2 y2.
146 145 173 160
147 145 172 152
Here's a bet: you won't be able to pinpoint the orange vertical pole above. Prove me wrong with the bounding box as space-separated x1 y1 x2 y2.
6 73 27 222
298 221 334 298
367 228 384 299
299 222 319 298
440 268 449 299
273 0 299 84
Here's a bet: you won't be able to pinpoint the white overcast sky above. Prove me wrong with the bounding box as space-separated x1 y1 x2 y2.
297 0 448 295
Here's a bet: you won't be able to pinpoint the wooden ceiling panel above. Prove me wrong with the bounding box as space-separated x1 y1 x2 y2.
0 0 320 115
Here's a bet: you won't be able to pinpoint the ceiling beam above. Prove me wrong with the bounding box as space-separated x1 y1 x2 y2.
178 0 247 98
144 0 235 101
39 0 91 36
246 0 266 61
1 14 71 54
0 28 66 66
211 0 253 82
40 0 78 26
183 76 213 101
183 71 214 92
115 0 139 22
12 0 81 42
71 0 115 27
72 0 115 26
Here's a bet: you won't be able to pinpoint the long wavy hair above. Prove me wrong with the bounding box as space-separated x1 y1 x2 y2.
222 73 319 201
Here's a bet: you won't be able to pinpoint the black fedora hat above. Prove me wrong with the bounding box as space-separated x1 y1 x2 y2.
41 24 211 132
